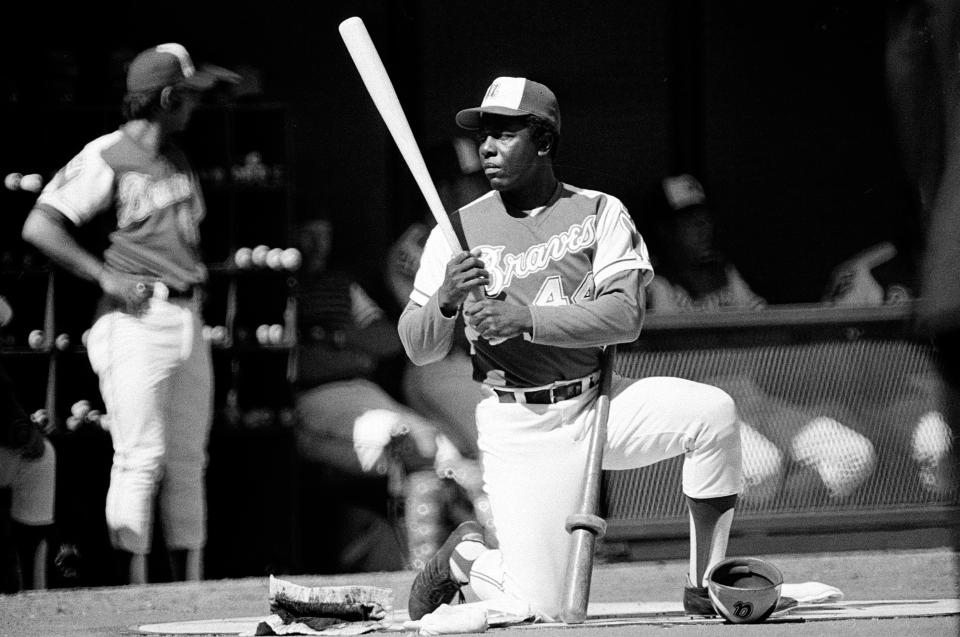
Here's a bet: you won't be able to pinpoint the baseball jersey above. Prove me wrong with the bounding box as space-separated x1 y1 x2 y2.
35 129 207 290
409 183 652 387
298 270 385 337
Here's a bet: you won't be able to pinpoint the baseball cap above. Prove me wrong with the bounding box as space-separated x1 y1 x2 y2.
661 174 709 213
456 77 561 132
126 43 240 93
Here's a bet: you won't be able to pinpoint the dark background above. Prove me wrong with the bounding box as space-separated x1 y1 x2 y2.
0 0 923 306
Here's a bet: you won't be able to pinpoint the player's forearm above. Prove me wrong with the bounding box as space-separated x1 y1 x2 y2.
529 270 646 348
22 209 105 286
397 296 456 365
529 291 643 348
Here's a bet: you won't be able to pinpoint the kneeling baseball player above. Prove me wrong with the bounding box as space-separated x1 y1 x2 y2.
397 76 743 620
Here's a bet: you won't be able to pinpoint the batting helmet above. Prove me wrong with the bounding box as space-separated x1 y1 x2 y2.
706 557 783 623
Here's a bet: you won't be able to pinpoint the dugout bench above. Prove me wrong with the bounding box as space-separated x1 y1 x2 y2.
601 302 959 556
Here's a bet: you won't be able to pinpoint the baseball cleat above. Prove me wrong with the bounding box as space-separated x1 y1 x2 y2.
683 579 718 616
408 520 484 620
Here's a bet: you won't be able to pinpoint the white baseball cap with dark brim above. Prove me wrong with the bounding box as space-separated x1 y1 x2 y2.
126 43 241 93
456 77 561 132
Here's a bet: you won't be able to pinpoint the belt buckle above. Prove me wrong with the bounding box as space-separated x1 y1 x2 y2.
548 382 573 404
152 281 169 301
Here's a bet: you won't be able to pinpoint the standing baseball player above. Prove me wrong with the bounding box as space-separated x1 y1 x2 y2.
398 77 743 621
21 43 239 584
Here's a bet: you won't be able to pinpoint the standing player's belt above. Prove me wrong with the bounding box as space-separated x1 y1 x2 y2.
149 281 201 301
493 371 601 404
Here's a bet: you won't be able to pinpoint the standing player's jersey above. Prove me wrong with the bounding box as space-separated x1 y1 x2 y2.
410 182 652 387
35 130 207 290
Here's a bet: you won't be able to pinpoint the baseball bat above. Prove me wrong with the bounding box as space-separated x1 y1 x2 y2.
338 17 463 254
560 344 617 624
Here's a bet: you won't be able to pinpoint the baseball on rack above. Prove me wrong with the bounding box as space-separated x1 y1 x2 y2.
19 173 43 192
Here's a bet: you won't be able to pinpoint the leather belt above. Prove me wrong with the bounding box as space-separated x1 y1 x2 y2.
165 286 197 299
493 372 600 404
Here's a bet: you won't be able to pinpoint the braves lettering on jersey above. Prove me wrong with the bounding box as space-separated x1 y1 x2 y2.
35 130 207 290
410 182 652 387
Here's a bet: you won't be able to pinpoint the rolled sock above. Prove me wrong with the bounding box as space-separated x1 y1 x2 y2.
449 539 486 583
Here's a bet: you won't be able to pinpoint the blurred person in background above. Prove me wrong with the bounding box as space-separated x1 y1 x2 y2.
884 0 960 534
644 174 879 506
0 295 55 593
20 43 239 584
384 137 496 544
822 236 954 498
294 217 461 569
644 174 766 313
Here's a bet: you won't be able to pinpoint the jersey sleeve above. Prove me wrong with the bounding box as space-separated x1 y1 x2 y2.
35 141 115 226
385 222 429 307
724 265 767 309
349 282 386 328
409 225 456 307
645 274 684 313
593 197 653 287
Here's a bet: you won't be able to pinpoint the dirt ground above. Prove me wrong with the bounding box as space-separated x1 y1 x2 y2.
1 548 958 637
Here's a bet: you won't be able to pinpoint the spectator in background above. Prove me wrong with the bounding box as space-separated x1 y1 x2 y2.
644 175 878 506
0 295 55 592
822 240 919 307
384 137 495 543
820 198 954 497
644 174 766 313
294 218 461 569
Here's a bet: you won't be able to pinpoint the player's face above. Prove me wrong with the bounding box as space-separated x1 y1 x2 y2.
674 209 719 263
475 116 542 193
170 89 202 131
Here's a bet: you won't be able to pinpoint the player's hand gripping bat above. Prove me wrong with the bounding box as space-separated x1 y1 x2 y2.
560 344 617 624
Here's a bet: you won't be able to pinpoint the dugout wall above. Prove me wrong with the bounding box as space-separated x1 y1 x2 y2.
603 303 959 546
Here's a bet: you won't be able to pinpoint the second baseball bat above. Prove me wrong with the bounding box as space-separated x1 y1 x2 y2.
560 344 617 624
338 17 463 254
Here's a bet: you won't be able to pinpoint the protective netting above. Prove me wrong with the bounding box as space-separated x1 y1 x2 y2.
604 333 958 536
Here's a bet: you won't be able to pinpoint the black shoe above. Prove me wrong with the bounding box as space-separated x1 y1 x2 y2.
683 580 717 616
408 521 484 620
54 543 81 582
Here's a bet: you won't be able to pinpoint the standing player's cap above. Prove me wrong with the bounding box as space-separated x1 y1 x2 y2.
456 77 561 132
126 43 241 93
662 174 709 213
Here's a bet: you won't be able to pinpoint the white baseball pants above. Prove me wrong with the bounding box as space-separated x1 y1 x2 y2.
468 374 742 620
87 296 212 555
